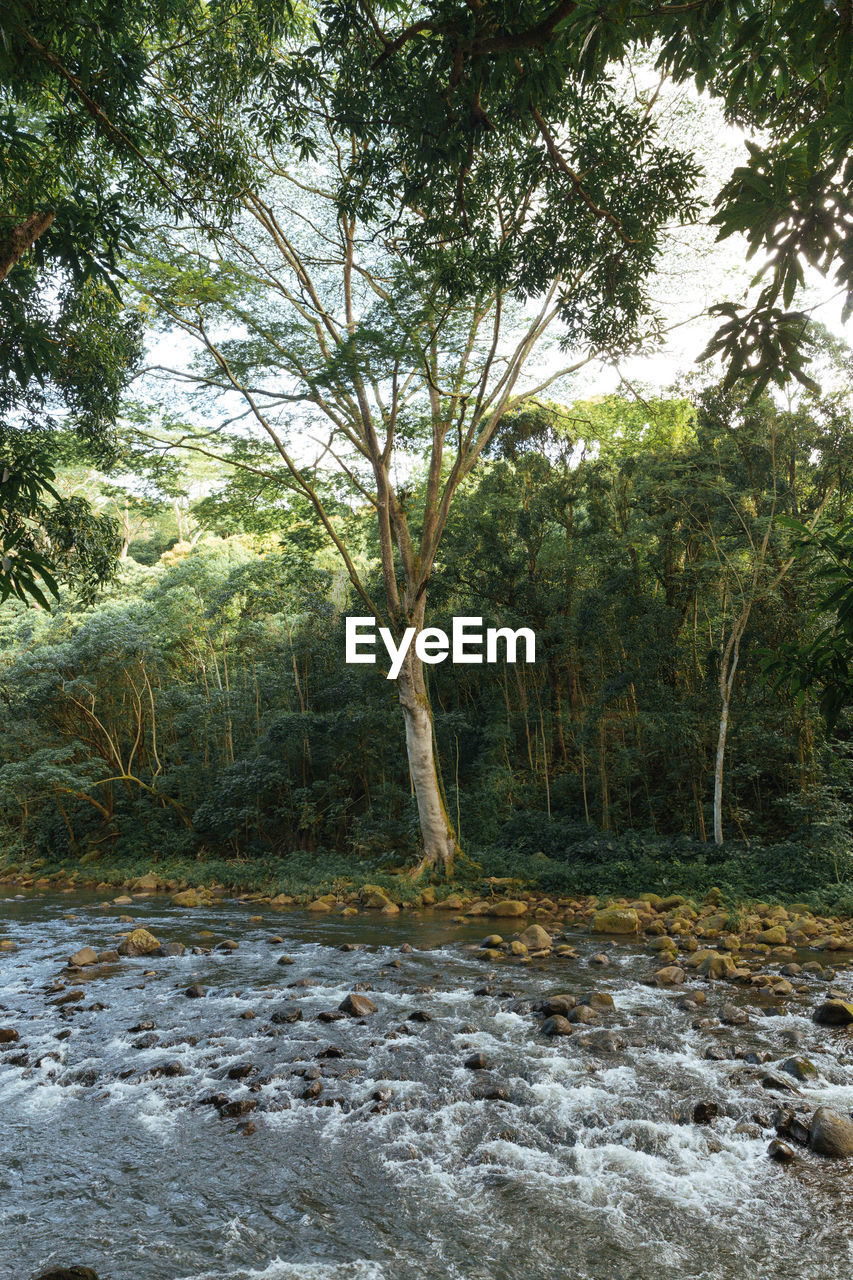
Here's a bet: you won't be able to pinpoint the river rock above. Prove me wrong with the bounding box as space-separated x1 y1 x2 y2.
813 999 853 1026
185 984 206 998
692 1101 719 1124
486 900 529 917
482 935 503 947
34 1269 100 1280
217 1098 258 1118
760 1072 799 1094
517 924 552 951
768 1139 796 1162
568 1005 598 1024
171 889 205 907
67 946 98 968
579 1029 627 1053
540 994 577 1016
780 1056 818 1081
471 1080 511 1101
133 872 160 891
580 991 615 1010
719 1002 750 1026
133 1033 159 1049
339 993 377 1017
775 1110 810 1146
648 934 678 951
271 1006 303 1024
52 989 84 1006
158 942 186 957
592 908 639 935
434 893 465 911
698 954 739 979
117 928 161 957
464 1051 488 1069
809 1106 853 1157
540 1015 573 1036
654 965 686 986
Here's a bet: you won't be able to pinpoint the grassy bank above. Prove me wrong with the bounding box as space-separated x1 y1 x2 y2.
2 830 853 918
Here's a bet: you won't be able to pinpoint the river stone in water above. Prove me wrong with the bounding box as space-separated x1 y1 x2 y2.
813 999 853 1026
34 1270 100 1280
517 924 552 950
540 1015 573 1037
654 965 686 986
540 994 577 1016
67 947 98 968
585 990 616 1010
486 900 529 917
809 1106 853 1157
171 889 205 907
592 908 639 934
339 993 377 1017
158 941 186 957
117 928 161 957
780 1056 818 1081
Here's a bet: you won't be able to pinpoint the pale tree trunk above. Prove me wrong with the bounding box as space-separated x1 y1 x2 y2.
395 644 458 876
713 602 749 845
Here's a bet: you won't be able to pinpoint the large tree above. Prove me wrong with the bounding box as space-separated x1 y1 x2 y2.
129 59 697 870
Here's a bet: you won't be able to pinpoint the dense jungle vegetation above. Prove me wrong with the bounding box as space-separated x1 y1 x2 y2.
4 360 853 907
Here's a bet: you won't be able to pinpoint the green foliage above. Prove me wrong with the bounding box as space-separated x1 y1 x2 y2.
2 383 852 901
311 0 853 391
0 0 302 603
766 519 853 731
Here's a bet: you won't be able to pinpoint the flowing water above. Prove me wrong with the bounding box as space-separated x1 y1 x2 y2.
0 891 851 1280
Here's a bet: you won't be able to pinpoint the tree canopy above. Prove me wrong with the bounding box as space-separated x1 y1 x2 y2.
309 0 853 391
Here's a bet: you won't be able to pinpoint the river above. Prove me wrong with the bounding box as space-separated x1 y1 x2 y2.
1 890 851 1279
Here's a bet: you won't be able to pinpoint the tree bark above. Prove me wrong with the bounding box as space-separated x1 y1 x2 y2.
395 645 458 875
712 683 730 846
0 211 55 283
713 615 745 845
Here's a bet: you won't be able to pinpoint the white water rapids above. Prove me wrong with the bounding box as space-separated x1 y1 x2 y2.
0 892 851 1279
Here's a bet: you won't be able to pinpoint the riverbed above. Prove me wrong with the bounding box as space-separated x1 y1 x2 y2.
1 891 851 1280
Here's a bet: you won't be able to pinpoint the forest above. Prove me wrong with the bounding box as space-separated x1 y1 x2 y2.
3 0 853 908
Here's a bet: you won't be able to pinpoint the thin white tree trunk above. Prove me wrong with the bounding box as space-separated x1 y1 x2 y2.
713 619 745 845
713 686 730 845
395 646 457 874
